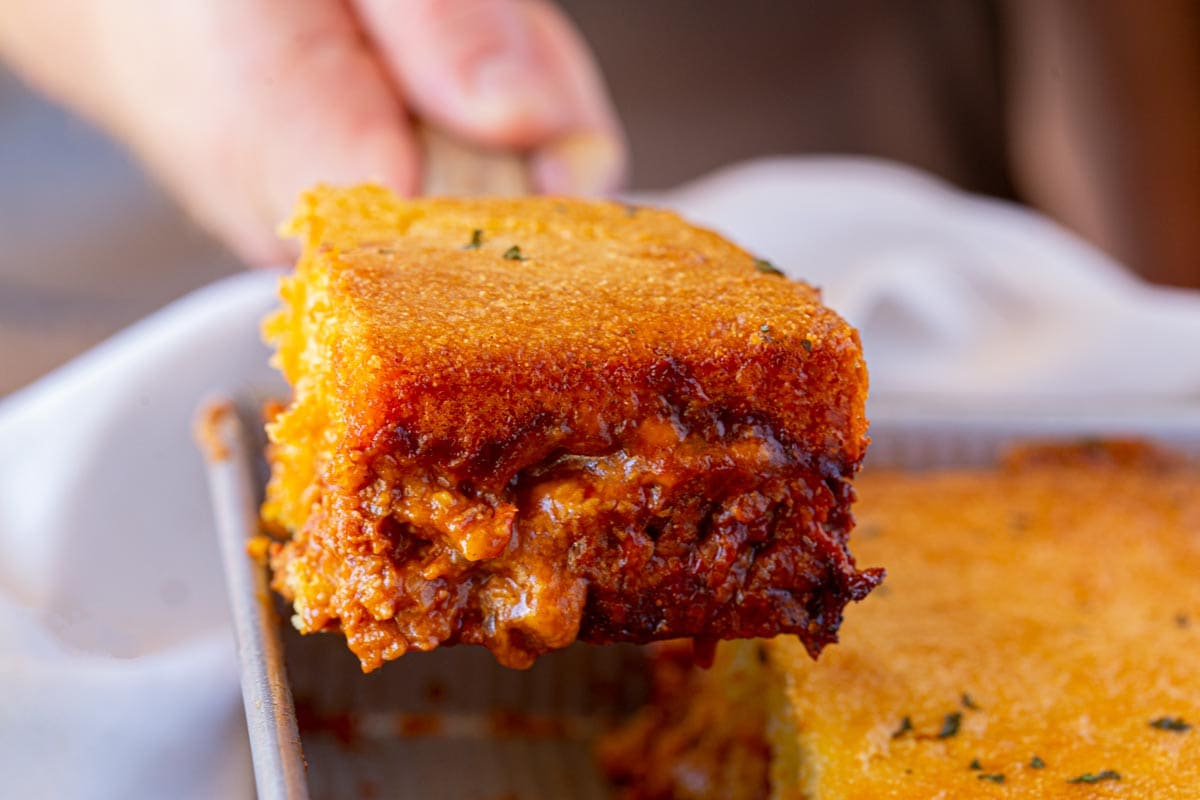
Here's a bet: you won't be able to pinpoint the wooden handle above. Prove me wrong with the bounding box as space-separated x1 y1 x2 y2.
418 125 533 196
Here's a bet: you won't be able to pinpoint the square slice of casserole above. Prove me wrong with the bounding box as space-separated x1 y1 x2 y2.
261 186 880 670
602 443 1200 798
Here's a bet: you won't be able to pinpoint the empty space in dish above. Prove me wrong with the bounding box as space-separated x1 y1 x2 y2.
286 627 645 800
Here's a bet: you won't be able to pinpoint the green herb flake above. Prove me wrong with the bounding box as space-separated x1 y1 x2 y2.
801 338 813 353
962 693 980 710
623 204 640 218
463 229 484 250
754 258 784 276
969 759 982 771
376 247 394 255
977 774 1005 784
1175 613 1190 628
1150 716 1192 732
1030 755 1046 769
1067 770 1121 784
502 245 526 261
891 716 913 739
760 324 771 334
938 712 962 739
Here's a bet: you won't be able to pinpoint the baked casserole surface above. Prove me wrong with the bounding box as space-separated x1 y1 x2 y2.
262 186 880 670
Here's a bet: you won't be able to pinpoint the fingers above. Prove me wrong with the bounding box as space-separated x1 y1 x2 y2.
520 1 626 195
222 6 422 260
354 0 626 194
3 0 626 266
95 1 421 264
354 0 570 146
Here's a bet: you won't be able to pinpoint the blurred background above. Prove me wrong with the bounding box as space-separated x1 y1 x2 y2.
1 0 1197 396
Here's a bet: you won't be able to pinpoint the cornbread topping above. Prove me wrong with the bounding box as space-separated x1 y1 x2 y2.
263 187 880 670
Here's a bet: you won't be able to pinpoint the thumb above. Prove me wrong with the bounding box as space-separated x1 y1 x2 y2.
354 0 620 156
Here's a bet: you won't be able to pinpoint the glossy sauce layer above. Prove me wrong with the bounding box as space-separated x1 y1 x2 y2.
262 188 876 670
272 403 879 670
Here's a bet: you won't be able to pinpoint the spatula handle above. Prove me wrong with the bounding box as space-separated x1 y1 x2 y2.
418 125 533 196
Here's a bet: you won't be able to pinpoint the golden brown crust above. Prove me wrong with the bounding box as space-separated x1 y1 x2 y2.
191 398 234 462
262 186 877 670
772 450 1200 798
284 189 869 484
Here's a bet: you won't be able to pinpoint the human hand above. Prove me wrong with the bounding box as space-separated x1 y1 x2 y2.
0 0 625 264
